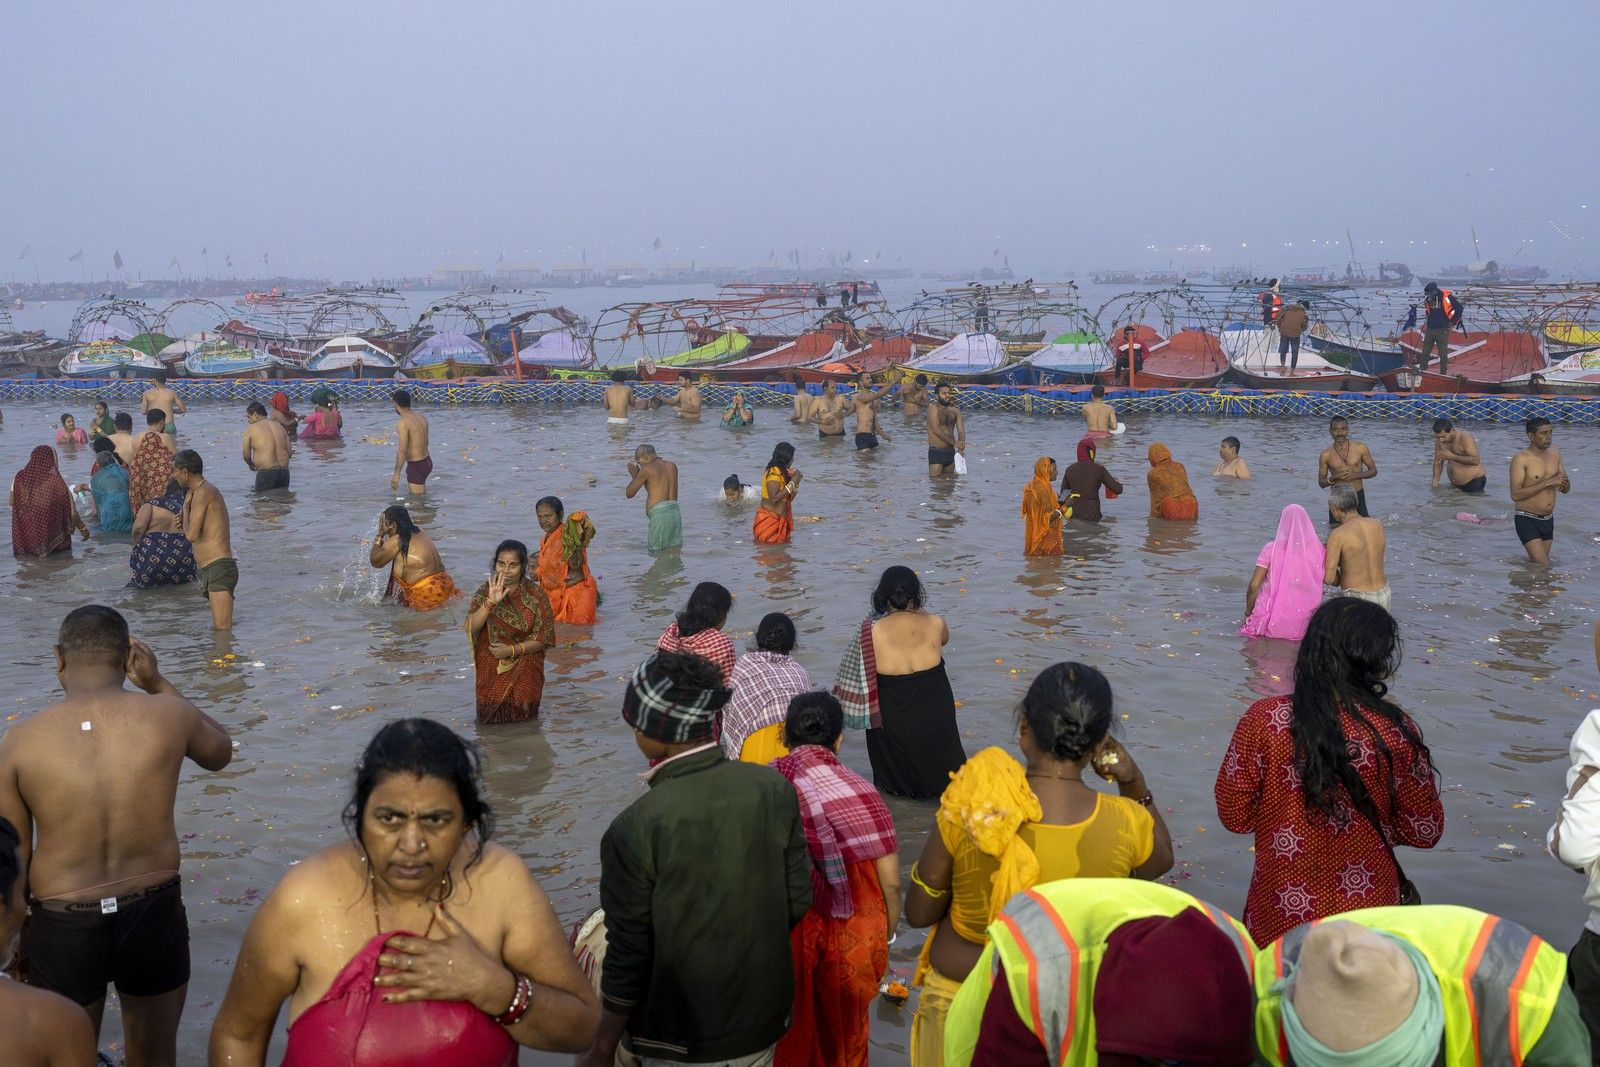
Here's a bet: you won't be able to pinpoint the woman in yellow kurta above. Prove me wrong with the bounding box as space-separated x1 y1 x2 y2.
535 495 597 625
1020 456 1066 555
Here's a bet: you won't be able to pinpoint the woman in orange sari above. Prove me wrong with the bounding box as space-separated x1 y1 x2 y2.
754 441 801 545
1020 456 1065 555
464 540 555 724
1147 442 1199 520
534 495 597 625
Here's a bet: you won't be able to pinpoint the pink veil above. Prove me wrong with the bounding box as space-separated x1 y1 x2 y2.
1240 503 1325 640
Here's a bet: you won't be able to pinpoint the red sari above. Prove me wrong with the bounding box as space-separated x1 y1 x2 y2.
469 578 555 724
128 432 174 512
536 513 597 625
11 446 75 557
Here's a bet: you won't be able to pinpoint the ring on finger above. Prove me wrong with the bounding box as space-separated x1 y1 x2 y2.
406 957 414 971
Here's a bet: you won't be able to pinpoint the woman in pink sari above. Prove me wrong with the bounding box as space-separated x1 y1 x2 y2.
1241 503 1325 641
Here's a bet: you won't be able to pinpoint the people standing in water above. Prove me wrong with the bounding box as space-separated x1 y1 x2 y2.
789 374 817 425
1081 383 1119 436
814 380 849 439
926 382 966 477
901 373 929 421
175 449 238 630
1431 417 1486 493
1325 483 1390 610
669 372 702 420
10 445 88 557
831 565 966 799
466 539 555 724
605 369 636 424
721 612 812 763
130 479 199 588
579 651 808 1067
140 370 185 434
1146 442 1199 520
721 390 754 428
1242 503 1326 641
89 400 115 440
89 437 133 534
850 371 895 451
108 411 136 465
209 719 599 1062
242 401 292 492
1059 435 1122 523
754 441 801 545
626 444 681 554
903 662 1173 1067
0 605 231 1065
535 495 598 625
1213 435 1252 478
1021 456 1065 556
267 391 300 435
369 505 460 611
300 391 342 439
1511 416 1570 565
55 413 87 446
657 581 736 685
390 389 432 494
771 691 901 1067
128 409 176 512
1317 416 1377 525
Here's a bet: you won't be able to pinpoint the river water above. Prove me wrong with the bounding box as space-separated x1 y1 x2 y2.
2 397 1596 1063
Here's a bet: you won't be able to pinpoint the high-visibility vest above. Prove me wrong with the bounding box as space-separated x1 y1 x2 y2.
1261 291 1283 321
1253 905 1568 1067
1439 288 1457 321
942 880 1253 1067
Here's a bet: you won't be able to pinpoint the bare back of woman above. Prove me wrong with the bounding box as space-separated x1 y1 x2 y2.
871 610 947 675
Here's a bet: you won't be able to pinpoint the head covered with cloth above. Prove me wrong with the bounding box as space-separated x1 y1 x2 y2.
623 651 733 752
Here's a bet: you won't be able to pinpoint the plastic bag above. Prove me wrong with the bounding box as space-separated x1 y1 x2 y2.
953 452 967 475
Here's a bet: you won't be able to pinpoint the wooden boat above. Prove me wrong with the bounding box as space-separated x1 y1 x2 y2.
1221 323 1377 391
636 331 752 382
1093 326 1229 389
1397 329 1546 393
501 331 596 376
701 330 850 383
1024 330 1111 385
1502 350 1600 396
793 335 918 384
302 335 399 378
682 322 793 356
184 339 282 379
59 340 165 379
1302 325 1406 375
1544 321 1600 357
0 332 68 378
891 333 1030 385
404 332 497 379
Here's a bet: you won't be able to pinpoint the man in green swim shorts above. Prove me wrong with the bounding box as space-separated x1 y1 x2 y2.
625 444 681 553
173 450 238 630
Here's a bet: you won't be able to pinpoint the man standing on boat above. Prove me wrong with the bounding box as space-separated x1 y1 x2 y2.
1317 417 1377 527
1510 417 1570 565
1258 280 1282 326
140 371 185 436
1113 327 1146 385
1419 282 1462 376
389 389 432 494
1277 300 1310 370
1430 418 1486 494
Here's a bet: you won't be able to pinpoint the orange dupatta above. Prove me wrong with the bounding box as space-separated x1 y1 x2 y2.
536 513 597 624
1147 442 1199 520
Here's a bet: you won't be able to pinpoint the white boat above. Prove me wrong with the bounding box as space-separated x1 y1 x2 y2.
59 340 165 379
1503 350 1600 396
302 335 399 378
1221 322 1377 392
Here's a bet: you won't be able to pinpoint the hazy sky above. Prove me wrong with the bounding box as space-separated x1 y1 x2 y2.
4 0 1597 279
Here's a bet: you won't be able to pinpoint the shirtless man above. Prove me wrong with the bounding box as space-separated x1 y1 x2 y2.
813 380 849 438
604 370 635 424
140 371 185 435
1082 384 1118 434
1324 483 1391 611
242 401 291 492
669 373 702 420
109 411 137 465
1510 417 1571 565
1213 436 1252 479
901 374 929 421
626 444 681 553
0 605 231 1065
926 381 966 477
390 389 432 494
175 450 237 630
850 371 895 451
789 375 817 425
1317 416 1377 526
1431 417 1486 494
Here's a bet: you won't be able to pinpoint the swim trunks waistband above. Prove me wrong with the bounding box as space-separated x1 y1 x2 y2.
819 430 845 438
928 446 956 466
253 466 290 492
1457 475 1487 494
607 416 629 425
1514 511 1555 545
33 877 182 913
22 878 189 1005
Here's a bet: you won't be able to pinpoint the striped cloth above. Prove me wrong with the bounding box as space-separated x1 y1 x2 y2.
656 622 736 686
721 652 813 760
830 618 880 730
772 744 897 918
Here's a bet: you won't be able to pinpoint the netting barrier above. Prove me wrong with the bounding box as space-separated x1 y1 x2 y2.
6 377 1600 423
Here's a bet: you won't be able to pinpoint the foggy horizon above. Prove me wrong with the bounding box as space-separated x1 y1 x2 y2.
4 0 1598 282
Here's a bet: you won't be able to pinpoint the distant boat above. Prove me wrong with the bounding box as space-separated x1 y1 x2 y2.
1091 326 1229 390
892 333 1027 385
1221 323 1377 392
302 336 399 378
404 332 496 379
184 339 282 379
59 340 165 379
0 331 67 378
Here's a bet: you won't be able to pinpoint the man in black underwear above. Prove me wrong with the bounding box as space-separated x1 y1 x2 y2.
926 381 966 477
1431 418 1487 494
0 605 232 1064
1317 416 1377 526
850 371 895 451
814 380 849 439
1510 417 1571 565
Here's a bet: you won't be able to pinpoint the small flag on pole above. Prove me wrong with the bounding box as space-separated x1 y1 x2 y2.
201 246 207 255
169 256 179 268
226 255 233 267
114 250 124 269
68 249 83 262
263 252 269 265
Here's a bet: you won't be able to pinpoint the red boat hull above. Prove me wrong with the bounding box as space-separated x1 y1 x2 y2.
1396 329 1545 393
1094 327 1230 389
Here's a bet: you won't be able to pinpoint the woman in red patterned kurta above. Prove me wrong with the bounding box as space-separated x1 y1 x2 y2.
1214 597 1443 945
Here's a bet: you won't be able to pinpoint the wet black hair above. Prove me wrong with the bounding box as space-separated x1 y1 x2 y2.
756 612 797 654
1329 416 1349 428
146 409 167 426
1527 417 1551 435
58 604 130 666
173 449 203 475
611 369 628 383
1222 436 1241 451
392 389 412 408
0 815 20 908
341 718 494 870
871 565 924 615
245 401 267 417
492 538 528 573
153 370 168 384
163 478 184 498
783 691 845 749
382 505 420 557
723 474 746 493
92 435 115 454
1090 384 1105 398
114 412 133 432
914 374 928 384
535 496 564 521
1291 598 1435 820
1019 662 1113 762
678 581 732 638
765 442 795 473
1432 418 1453 433
59 412 73 426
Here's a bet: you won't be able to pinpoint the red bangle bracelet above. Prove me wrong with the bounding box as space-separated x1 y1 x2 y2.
494 973 534 1026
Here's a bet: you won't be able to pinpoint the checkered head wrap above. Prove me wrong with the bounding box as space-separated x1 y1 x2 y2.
623 653 732 744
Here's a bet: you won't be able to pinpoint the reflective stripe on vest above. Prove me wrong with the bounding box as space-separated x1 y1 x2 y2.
995 889 1079 1067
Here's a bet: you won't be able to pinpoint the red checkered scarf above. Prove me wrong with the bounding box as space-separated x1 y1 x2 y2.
771 744 897 918
11 445 73 557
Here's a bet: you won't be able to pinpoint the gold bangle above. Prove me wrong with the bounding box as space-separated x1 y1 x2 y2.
910 862 947 899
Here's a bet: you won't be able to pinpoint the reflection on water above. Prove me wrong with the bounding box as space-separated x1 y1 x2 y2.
2 402 1598 1062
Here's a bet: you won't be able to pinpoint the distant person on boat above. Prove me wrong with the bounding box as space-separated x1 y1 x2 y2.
466 539 555 723
815 380 849 438
89 437 133 534
267 390 300 434
1112 326 1146 385
1277 299 1310 370
1317 416 1376 526
973 293 990 334
176 450 237 629
1420 282 1463 375
370 505 460 611
54 413 87 446
129 479 198 588
243 401 291 492
1259 279 1283 326
1511 417 1570 565
1060 435 1122 523
721 390 754 428
605 369 635 424
109 411 136 465
89 400 114 440
1325 483 1390 610
1147 443 1199 521
1082 383 1120 436
851 371 895 450
10 445 87 557
390 389 432 494
1022 456 1066 555
1242 503 1325 641
669 372 702 420
926 382 965 477
755 442 802 545
128 410 176 512
1213 435 1252 479
535 495 598 625
626 444 681 553
901 374 930 420
140 370 185 435
300 392 343 439
1430 417 1486 493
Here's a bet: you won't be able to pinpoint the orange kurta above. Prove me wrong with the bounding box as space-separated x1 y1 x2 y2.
1021 457 1064 555
754 465 795 544
537 517 597 624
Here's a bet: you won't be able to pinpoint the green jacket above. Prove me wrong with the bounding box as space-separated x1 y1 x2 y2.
599 745 811 1062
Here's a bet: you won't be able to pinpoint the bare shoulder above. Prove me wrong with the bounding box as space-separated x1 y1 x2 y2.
0 980 94 1051
459 842 545 907
264 843 366 922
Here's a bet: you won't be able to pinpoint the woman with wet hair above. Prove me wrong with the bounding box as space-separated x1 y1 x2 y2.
722 612 812 763
210 718 598 1063
657 581 736 685
902 662 1173 1067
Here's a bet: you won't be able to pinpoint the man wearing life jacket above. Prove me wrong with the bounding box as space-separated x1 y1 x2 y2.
942 879 1257 1066
1253 906 1589 1065
1259 280 1283 326
1421 282 1461 375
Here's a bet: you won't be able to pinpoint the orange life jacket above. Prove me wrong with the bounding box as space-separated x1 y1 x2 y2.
1260 291 1283 321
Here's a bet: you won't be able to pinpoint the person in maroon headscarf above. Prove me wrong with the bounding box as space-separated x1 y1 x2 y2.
1058 435 1123 524
10 446 88 557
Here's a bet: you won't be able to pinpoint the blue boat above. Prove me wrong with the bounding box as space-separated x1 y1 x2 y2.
893 333 1032 384
1024 330 1112 385
184 339 282 379
1302 327 1406 375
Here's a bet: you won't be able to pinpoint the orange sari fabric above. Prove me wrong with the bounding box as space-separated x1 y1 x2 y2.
128 432 174 512
468 577 555 724
1147 443 1199 520
389 570 461 611
1021 457 1063 555
537 518 597 624
754 465 795 544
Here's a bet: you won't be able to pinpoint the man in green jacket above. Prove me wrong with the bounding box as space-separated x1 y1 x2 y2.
578 651 812 1067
